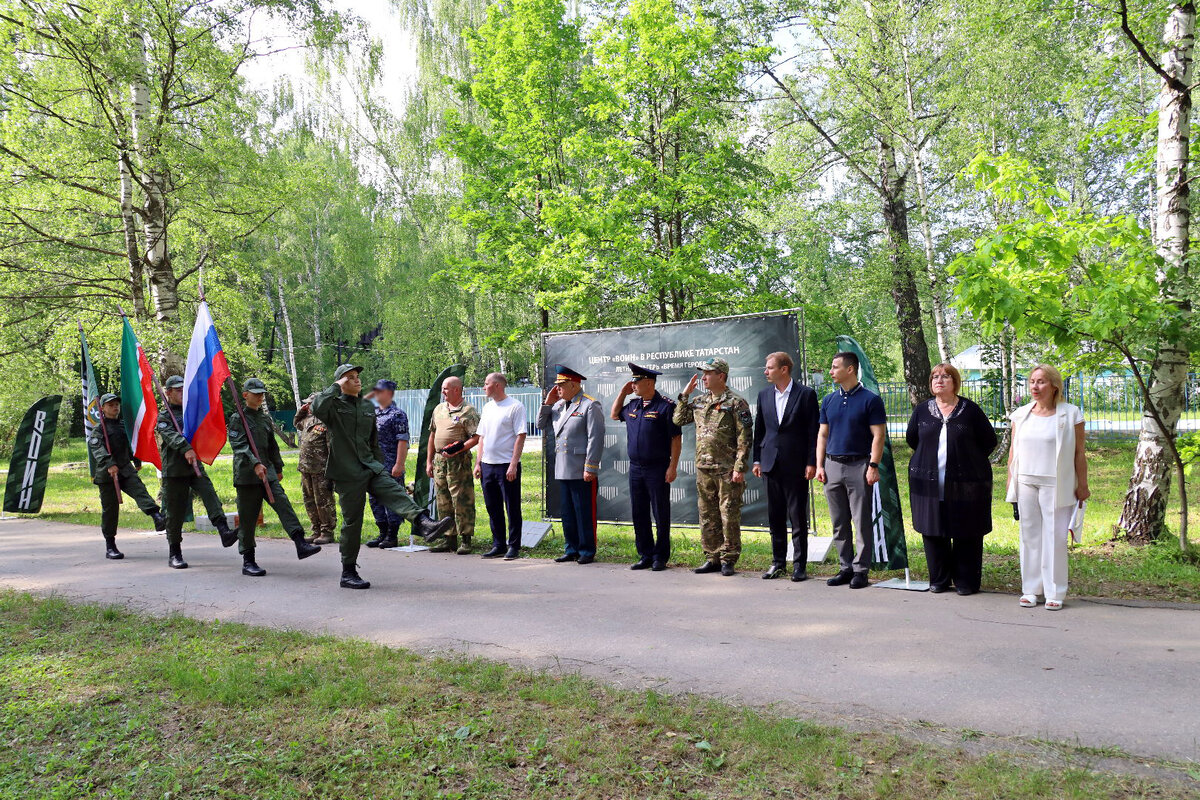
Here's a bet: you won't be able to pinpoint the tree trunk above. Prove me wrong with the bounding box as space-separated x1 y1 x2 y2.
276 278 303 410
878 137 933 407
116 150 147 319
1119 1 1194 546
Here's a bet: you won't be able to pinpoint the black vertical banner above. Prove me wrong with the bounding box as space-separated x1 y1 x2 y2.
4 395 62 514
543 313 800 525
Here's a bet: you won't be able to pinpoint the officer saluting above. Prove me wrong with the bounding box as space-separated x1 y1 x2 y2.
538 365 604 564
611 363 681 571
88 393 166 560
157 375 237 569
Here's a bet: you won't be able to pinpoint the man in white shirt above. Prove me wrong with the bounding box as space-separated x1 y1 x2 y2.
473 372 528 560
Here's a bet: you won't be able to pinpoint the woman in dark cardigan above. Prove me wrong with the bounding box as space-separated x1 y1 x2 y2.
906 363 998 595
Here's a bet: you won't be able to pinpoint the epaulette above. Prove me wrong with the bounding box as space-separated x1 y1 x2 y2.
582 393 597 402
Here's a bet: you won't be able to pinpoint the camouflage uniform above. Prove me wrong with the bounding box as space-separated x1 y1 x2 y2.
429 400 480 552
674 372 753 566
295 401 337 544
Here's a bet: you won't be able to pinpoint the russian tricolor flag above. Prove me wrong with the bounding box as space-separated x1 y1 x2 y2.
182 301 231 464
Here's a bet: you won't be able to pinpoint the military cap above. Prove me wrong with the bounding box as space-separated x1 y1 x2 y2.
628 362 661 380
697 357 729 374
334 363 363 380
100 393 119 405
163 375 185 390
553 364 587 383
373 378 397 391
242 377 268 394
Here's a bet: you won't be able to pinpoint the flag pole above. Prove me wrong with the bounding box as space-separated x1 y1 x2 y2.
225 376 275 504
154 376 203 477
98 403 123 505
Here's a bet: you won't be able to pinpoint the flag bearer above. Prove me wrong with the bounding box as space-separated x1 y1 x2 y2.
87 393 166 560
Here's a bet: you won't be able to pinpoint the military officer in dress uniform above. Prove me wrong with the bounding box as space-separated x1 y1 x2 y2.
88 393 167 560
366 379 411 549
228 378 322 576
313 364 454 589
157 375 237 569
673 357 753 576
611 363 682 571
537 365 605 564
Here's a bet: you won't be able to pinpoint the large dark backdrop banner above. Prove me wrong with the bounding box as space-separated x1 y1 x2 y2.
542 313 800 526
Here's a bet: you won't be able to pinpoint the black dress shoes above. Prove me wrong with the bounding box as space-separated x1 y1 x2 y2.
481 545 506 559
791 564 808 582
930 583 951 594
827 569 853 586
693 561 721 574
651 561 667 571
762 563 785 580
955 587 977 596
504 547 520 560
630 559 652 570
849 572 869 589
720 563 736 576
555 553 579 563
577 555 595 565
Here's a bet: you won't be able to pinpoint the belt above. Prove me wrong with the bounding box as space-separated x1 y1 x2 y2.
825 454 868 464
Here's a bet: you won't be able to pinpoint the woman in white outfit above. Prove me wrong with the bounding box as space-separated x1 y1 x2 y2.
1005 365 1090 610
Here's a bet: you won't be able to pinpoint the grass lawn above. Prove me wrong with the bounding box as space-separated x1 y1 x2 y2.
11 438 1200 602
1 591 1194 799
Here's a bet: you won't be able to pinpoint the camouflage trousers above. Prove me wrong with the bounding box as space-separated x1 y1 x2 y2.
300 471 337 538
434 452 475 539
696 467 745 565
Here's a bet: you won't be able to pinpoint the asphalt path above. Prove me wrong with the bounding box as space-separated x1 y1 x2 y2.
1 519 1197 765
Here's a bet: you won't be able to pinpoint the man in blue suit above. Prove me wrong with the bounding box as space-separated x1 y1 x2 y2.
752 351 819 581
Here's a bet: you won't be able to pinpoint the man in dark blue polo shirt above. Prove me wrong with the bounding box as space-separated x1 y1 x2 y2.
816 351 887 588
611 363 682 571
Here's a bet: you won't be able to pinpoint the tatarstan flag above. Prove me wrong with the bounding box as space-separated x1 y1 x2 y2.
119 316 162 469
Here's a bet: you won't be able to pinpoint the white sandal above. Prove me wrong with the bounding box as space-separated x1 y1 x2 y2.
1045 600 1063 611
1019 595 1038 608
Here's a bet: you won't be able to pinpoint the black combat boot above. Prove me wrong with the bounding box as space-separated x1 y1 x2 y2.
151 511 167 531
340 565 370 589
289 529 322 560
168 542 188 569
377 520 401 549
242 550 266 577
104 536 124 560
214 517 238 548
365 521 388 548
414 512 454 543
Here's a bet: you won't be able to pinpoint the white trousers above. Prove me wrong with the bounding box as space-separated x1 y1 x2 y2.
1016 480 1072 601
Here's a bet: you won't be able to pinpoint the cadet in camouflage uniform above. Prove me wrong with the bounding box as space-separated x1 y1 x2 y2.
424 376 480 554
673 357 753 576
295 395 337 545
156 375 237 569
88 393 167 560
227 378 322 576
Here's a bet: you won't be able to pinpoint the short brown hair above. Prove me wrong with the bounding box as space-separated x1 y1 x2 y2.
1030 364 1064 406
930 362 962 393
767 351 794 372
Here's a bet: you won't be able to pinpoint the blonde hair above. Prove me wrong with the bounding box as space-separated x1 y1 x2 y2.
767 351 794 372
1030 364 1064 406
930 362 962 393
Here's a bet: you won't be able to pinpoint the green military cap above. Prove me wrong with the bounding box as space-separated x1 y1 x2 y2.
163 375 185 389
100 393 119 405
242 377 268 394
697 357 729 374
334 363 363 381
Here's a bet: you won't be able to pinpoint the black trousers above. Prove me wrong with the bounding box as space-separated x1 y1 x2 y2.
629 462 670 562
923 500 985 591
764 467 809 566
480 462 522 548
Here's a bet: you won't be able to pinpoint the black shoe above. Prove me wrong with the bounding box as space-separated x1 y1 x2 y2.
651 560 667 571
827 569 853 586
504 547 520 561
377 537 399 550
955 587 978 596
290 531 322 560
340 566 370 589
215 519 238 548
694 561 721 574
555 553 579 563
151 511 167 532
930 583 951 594
849 572 869 589
104 537 124 560
720 563 736 576
481 545 506 559
577 554 595 565
168 543 188 570
414 513 454 543
791 564 808 582
242 554 266 577
630 559 652 571
762 563 785 580
365 534 386 549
